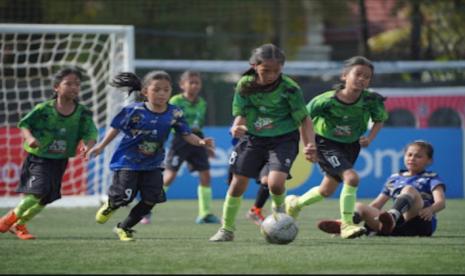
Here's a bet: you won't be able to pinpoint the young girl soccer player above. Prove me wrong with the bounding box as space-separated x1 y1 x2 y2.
162 70 220 224
209 43 316 242
285 56 388 239
86 71 214 241
318 140 446 237
0 68 98 240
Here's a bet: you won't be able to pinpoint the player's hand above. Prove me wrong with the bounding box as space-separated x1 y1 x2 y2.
359 136 371 147
304 143 318 163
230 125 247 138
419 206 434 221
200 137 216 158
26 137 40 148
85 146 103 160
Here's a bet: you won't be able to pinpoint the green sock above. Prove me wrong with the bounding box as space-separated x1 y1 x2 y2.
340 183 358 224
297 186 324 208
16 203 45 225
163 185 169 193
14 194 40 217
197 185 212 218
222 194 242 232
270 190 286 210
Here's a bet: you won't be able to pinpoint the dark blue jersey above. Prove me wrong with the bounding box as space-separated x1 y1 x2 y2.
109 102 191 171
381 170 445 208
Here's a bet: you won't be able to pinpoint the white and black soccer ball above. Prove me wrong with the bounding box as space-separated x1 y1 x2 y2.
260 213 298 245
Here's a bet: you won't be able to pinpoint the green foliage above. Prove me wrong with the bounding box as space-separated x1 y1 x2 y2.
1 199 464 274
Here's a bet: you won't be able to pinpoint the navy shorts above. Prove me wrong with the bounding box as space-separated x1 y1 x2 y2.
17 154 68 205
315 135 361 183
165 136 210 172
109 169 166 207
229 130 299 179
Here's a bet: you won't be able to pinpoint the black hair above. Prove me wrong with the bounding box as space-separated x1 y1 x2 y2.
110 71 172 98
333 56 374 91
406 140 434 159
239 43 286 96
179 70 201 83
53 67 82 87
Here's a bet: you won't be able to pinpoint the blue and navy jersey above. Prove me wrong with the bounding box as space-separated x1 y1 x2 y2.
381 170 445 208
109 102 191 171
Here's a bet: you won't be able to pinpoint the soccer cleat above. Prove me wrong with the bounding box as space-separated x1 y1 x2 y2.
246 207 265 226
113 225 135 241
9 223 35 240
285 195 301 219
209 228 234 242
378 211 396 235
317 219 341 235
0 210 18 233
95 201 115 224
196 214 221 224
340 222 366 239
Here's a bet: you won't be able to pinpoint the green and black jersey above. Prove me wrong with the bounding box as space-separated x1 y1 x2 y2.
169 94 207 135
232 75 308 137
307 89 388 143
18 99 98 159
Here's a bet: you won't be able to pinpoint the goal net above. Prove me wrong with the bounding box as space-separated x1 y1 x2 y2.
0 24 134 207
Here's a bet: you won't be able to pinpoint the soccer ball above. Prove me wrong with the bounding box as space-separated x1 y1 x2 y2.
260 213 298 244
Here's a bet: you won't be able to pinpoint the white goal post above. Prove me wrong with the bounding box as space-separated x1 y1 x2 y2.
0 24 134 207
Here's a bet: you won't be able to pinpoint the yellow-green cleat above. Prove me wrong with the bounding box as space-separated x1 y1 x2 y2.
95 201 115 224
285 195 301 219
340 223 366 239
113 225 135 242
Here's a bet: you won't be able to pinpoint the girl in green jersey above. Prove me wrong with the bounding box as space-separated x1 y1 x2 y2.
0 68 98 240
285 56 388 239
210 43 316 242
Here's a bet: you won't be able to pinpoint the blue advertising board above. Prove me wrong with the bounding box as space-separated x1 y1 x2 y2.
165 127 463 200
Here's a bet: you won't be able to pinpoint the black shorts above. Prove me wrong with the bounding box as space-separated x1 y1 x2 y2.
109 169 166 207
229 130 299 179
315 135 361 183
390 216 435 237
365 215 436 237
165 136 210 172
17 154 68 205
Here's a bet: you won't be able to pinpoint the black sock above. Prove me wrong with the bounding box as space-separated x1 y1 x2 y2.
390 194 414 221
119 201 154 229
254 184 270 209
352 211 362 224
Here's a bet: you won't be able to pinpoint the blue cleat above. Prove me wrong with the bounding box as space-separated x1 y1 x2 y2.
195 214 221 224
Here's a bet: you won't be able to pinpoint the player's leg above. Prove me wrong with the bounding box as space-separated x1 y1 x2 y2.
339 169 366 239
115 170 166 241
267 131 299 214
196 170 220 224
209 173 249 242
267 170 288 214
246 180 269 225
388 185 423 223
286 175 338 219
96 170 138 224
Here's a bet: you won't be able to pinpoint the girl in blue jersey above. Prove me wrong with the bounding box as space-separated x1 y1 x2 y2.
86 71 214 241
318 140 446 237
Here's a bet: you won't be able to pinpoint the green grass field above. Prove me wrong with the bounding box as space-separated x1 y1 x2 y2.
1 199 464 274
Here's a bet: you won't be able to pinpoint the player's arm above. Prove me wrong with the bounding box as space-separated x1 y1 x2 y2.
419 185 446 221
20 127 40 148
182 133 215 157
300 116 317 162
360 121 384 147
85 127 120 159
230 116 247 138
368 193 390 210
